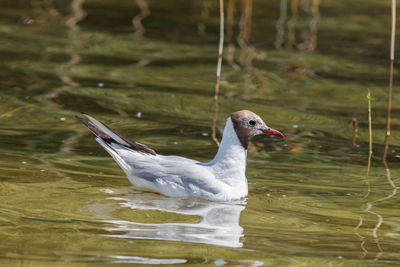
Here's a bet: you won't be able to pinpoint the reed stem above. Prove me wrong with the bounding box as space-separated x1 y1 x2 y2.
212 0 225 146
383 0 396 162
364 90 372 198
214 0 224 101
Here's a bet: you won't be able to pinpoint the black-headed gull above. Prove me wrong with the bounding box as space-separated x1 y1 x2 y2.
76 110 284 202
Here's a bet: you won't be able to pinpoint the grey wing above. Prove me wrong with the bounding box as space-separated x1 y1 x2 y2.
124 154 221 195
95 139 223 197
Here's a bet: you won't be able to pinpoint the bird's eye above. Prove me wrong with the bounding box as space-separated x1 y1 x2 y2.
249 120 256 126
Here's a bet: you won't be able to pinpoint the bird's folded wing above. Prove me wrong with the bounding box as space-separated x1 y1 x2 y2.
76 114 156 155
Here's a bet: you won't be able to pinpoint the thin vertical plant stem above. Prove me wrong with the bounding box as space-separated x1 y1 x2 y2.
214 0 224 101
212 0 224 146
362 3 396 257
364 90 372 199
383 0 396 162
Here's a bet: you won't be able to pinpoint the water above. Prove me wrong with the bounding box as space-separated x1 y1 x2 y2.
0 0 400 265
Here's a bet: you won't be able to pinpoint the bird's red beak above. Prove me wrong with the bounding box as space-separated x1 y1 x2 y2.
261 127 285 139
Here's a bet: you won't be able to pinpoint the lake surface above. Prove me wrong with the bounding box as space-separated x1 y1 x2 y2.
0 0 400 266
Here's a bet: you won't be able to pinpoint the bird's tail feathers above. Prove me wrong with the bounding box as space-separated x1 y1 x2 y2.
76 114 156 155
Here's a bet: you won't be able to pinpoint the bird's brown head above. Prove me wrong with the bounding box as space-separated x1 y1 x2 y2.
230 110 284 149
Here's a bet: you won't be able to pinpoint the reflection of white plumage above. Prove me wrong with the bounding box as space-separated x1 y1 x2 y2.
96 194 246 247
76 110 284 202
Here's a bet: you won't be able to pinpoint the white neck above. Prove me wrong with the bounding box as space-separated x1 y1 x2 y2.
207 118 248 189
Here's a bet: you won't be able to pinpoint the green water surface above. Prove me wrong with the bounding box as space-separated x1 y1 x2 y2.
0 0 400 266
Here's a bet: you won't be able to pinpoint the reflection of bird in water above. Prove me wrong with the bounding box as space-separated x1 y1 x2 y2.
89 193 245 247
77 110 284 202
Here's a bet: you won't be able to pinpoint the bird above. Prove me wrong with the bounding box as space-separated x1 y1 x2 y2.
76 110 284 202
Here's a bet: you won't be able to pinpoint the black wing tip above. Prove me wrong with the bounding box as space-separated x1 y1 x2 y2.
75 114 87 124
76 113 89 122
75 114 112 140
